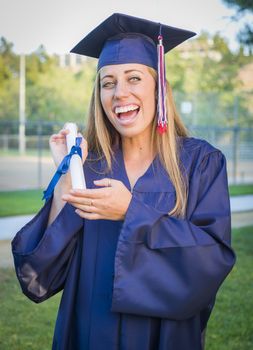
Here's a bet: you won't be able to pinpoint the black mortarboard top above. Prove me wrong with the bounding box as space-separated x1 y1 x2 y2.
70 13 196 70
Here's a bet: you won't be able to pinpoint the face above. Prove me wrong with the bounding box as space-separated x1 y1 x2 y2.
100 63 156 140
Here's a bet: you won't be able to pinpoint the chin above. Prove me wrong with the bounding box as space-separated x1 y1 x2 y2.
117 125 152 139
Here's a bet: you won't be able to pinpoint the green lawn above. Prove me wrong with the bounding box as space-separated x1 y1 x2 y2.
0 190 43 217
205 226 253 349
229 183 253 197
0 226 252 349
0 149 51 157
0 268 60 350
0 184 253 217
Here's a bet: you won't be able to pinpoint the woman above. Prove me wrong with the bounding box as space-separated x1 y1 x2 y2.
12 13 236 350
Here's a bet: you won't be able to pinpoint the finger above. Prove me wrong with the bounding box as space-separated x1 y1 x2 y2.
72 203 101 214
75 209 102 220
94 178 113 187
50 133 65 141
62 125 72 134
69 188 107 199
77 132 85 140
53 129 69 139
50 132 67 143
60 128 70 135
62 194 104 212
80 138 88 153
62 194 94 206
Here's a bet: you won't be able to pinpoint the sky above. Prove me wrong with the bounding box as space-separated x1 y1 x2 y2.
0 0 249 54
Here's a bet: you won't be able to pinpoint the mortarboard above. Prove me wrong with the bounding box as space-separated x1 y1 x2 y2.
70 13 196 133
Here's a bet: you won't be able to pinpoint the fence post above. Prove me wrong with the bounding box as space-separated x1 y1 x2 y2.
3 134 8 151
37 120 43 188
19 54 26 154
232 126 239 184
232 96 239 184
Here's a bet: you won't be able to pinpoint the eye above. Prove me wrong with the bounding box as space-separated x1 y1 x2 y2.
101 81 115 89
129 76 141 83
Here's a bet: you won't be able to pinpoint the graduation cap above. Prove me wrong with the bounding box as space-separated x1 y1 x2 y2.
71 13 196 133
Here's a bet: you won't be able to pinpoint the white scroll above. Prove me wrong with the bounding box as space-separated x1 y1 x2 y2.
65 122 86 189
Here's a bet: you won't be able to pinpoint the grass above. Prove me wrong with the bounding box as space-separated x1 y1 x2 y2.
0 268 60 350
205 226 253 349
0 184 253 217
0 226 252 349
229 183 253 196
0 190 43 217
0 149 51 157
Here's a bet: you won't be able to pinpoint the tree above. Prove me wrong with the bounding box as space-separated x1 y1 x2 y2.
0 37 19 84
24 58 96 123
26 45 55 85
0 38 19 120
222 0 253 48
0 34 252 127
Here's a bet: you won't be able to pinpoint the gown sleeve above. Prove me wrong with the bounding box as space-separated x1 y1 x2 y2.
111 150 236 320
11 200 83 303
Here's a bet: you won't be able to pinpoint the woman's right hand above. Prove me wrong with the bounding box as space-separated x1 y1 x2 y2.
49 128 88 168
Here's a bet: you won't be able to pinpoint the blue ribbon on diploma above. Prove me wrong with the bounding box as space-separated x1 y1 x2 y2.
43 137 83 201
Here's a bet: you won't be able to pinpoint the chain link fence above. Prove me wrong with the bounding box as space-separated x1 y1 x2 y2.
0 120 253 191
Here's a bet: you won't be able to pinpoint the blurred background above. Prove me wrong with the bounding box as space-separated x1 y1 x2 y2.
0 0 252 349
0 0 252 190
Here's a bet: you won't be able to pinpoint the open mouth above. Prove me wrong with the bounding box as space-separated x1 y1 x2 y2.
114 104 140 123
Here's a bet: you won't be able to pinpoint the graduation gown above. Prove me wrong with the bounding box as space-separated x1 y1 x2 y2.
12 137 236 350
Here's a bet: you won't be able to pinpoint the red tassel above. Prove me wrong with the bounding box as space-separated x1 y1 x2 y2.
157 123 168 134
157 30 168 134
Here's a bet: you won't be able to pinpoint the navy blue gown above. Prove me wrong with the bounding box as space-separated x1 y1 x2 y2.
12 137 236 350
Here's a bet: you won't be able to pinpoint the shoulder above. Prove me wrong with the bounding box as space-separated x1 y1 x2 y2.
180 136 224 159
179 137 226 176
180 136 220 155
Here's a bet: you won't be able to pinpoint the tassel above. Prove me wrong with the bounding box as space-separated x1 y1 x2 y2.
157 27 168 134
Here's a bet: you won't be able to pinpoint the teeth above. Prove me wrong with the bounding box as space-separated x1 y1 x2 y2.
115 105 139 114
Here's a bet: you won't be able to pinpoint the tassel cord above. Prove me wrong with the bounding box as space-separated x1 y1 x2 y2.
157 33 168 133
42 137 83 201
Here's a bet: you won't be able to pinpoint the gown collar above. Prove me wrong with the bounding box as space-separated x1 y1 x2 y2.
112 147 175 193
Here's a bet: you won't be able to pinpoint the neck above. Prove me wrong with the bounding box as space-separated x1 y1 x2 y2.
121 132 154 162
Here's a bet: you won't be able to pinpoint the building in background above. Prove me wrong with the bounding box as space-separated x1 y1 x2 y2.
56 53 88 70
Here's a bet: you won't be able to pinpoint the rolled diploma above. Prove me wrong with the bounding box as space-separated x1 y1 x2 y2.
65 123 86 189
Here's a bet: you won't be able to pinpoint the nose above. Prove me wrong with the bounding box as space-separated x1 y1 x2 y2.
114 80 129 100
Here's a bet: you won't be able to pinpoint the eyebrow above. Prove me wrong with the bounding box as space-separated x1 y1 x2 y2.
100 69 144 81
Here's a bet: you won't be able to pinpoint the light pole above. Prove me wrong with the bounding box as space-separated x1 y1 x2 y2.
19 53 26 154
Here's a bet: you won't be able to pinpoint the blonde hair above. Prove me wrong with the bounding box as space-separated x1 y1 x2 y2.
85 67 189 217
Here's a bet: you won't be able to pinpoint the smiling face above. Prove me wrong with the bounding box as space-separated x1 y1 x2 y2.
100 63 156 140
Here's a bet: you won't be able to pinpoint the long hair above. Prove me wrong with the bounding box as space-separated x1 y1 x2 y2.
85 67 189 217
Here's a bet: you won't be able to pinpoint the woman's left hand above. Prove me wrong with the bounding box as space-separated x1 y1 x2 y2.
62 178 132 220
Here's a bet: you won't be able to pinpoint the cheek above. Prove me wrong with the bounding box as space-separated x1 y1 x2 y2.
100 92 111 116
143 86 156 114
100 93 107 109
100 94 116 127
